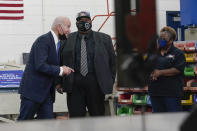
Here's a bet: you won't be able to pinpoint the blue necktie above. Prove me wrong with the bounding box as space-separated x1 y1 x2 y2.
57 41 61 64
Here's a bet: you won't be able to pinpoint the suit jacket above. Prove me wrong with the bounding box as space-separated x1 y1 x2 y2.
58 31 116 94
19 32 60 103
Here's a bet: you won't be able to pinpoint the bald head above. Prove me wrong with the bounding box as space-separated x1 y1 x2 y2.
51 16 71 40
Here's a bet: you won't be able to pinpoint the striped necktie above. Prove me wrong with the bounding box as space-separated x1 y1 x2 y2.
80 36 88 76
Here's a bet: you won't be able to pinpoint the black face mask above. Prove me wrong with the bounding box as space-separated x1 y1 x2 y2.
76 21 92 32
58 34 67 40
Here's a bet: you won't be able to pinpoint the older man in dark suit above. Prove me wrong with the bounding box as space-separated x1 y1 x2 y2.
56 11 116 117
18 16 74 120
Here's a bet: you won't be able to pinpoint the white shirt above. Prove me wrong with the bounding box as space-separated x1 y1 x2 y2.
51 29 59 50
50 30 63 76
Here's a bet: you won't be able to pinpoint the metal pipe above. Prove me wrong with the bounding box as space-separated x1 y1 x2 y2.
107 0 110 15
177 27 182 41
98 12 115 32
92 0 136 32
92 14 110 22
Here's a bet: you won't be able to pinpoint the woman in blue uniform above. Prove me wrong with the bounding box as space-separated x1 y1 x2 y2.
148 26 186 112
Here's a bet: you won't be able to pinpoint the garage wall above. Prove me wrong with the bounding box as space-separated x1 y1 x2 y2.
0 0 180 64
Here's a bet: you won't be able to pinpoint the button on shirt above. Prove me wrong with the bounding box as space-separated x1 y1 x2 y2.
148 45 186 97
75 31 95 73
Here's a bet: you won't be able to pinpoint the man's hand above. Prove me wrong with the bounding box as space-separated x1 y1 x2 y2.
56 84 63 94
62 65 74 76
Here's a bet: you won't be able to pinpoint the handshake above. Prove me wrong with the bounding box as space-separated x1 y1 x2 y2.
61 65 74 76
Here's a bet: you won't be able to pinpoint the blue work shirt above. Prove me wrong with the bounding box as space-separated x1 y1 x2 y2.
148 44 186 97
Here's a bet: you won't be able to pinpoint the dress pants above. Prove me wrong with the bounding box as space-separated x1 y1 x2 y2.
67 73 105 118
150 96 182 113
17 94 54 120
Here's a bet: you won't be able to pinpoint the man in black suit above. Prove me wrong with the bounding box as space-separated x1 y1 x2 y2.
56 11 116 117
18 16 74 120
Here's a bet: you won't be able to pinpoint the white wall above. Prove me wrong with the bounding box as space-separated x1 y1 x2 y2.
0 0 180 64
0 0 43 64
0 0 115 64
156 0 180 32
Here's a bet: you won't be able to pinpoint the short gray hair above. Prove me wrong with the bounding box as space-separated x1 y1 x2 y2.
51 16 69 29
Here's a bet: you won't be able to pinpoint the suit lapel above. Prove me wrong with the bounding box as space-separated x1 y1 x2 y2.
49 31 58 64
49 31 56 50
69 33 77 59
60 40 65 52
93 31 101 59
